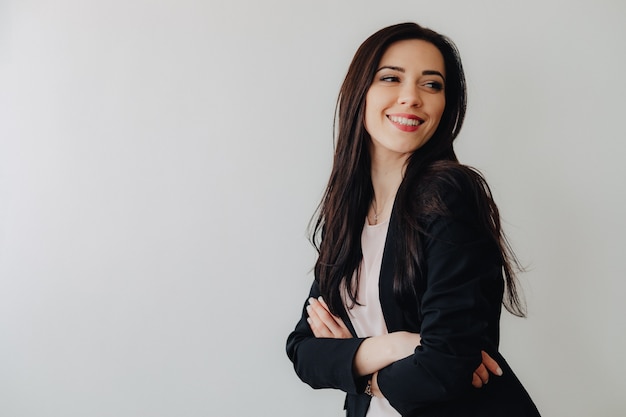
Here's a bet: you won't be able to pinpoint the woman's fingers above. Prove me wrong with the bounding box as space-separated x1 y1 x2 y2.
474 363 489 386
309 298 341 334
306 297 351 338
472 351 504 389
472 371 483 388
317 296 331 311
481 351 503 376
317 297 352 337
306 301 331 337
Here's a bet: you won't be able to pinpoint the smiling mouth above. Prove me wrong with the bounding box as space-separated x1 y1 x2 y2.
387 115 424 126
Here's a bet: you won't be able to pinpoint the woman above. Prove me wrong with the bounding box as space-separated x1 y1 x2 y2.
286 22 541 417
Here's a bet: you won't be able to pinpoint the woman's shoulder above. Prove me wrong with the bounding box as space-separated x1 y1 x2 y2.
407 161 499 248
412 160 489 217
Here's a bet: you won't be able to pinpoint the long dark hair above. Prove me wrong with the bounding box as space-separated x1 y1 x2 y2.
311 22 526 318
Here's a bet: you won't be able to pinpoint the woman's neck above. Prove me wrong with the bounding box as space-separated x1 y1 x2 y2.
368 152 407 225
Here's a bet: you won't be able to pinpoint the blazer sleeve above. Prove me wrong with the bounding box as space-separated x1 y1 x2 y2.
286 279 369 394
377 184 504 415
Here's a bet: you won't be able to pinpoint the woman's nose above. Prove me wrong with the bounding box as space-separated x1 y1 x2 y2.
397 85 422 107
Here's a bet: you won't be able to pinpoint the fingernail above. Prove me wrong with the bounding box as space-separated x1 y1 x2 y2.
318 296 324 302
496 367 503 376
308 297 314 304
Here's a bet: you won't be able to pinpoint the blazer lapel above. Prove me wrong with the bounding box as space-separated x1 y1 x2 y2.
378 210 422 333
379 211 406 332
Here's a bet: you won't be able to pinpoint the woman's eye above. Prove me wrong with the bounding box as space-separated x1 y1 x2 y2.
424 81 444 91
380 75 400 82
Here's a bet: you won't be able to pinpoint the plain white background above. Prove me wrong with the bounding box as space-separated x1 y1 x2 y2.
1 0 625 416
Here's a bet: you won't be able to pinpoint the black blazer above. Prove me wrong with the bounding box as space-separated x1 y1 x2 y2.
286 177 541 417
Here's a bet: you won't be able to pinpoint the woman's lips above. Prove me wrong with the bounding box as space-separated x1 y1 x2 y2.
387 114 424 132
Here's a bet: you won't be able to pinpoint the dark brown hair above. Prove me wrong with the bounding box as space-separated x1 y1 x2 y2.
311 22 525 318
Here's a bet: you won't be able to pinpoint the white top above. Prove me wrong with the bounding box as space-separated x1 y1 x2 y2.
347 219 401 417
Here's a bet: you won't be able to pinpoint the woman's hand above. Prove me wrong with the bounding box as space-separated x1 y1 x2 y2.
472 351 503 388
306 296 351 339
369 350 502 399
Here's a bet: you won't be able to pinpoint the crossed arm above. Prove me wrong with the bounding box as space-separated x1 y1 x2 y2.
306 296 502 398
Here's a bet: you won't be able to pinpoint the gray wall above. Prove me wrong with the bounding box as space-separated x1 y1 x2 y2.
1 0 625 416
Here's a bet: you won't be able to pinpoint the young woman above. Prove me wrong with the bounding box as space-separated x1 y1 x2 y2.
286 22 541 417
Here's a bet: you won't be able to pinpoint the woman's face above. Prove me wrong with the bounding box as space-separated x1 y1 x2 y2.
364 39 446 159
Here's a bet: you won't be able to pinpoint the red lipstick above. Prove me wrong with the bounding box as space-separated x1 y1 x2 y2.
387 113 423 132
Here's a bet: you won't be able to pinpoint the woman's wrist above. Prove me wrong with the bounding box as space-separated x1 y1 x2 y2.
353 335 395 376
353 332 421 376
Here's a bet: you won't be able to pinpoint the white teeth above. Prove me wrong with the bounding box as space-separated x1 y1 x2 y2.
389 115 421 126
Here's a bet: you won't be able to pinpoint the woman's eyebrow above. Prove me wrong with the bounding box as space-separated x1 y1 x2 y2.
376 65 405 73
375 66 446 81
422 70 446 80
